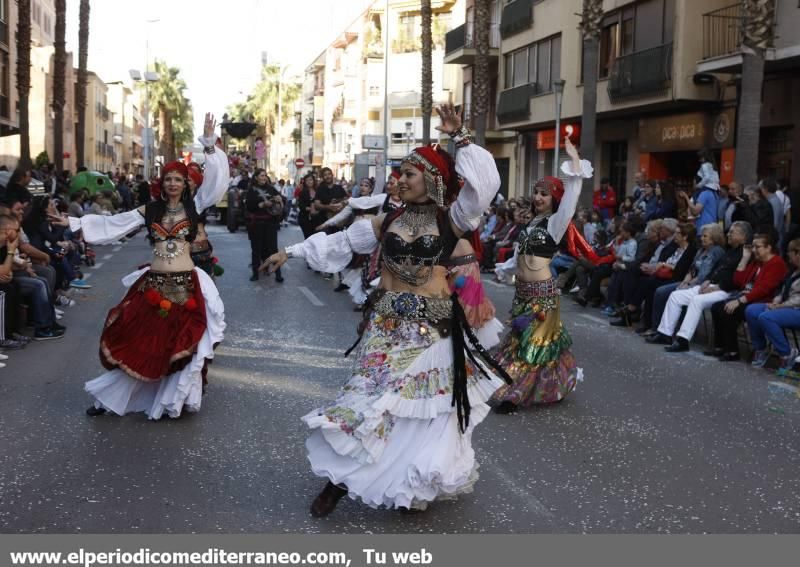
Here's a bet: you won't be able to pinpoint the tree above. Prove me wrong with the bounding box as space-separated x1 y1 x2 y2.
420 0 432 145
228 64 300 150
147 60 194 163
75 0 90 170
52 0 67 174
579 0 603 196
16 0 32 167
734 0 776 186
472 0 491 146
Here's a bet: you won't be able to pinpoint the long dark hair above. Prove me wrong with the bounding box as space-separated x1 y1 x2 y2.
23 195 50 231
144 177 200 244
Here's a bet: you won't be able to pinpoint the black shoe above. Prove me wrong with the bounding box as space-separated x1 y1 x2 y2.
275 274 284 283
635 326 653 336
664 338 689 353
646 333 672 345
609 317 629 327
718 352 740 361
51 321 66 332
86 406 107 416
34 327 64 341
249 274 259 282
333 283 349 292
310 481 348 518
703 347 725 357
493 401 518 414
353 305 364 312
573 295 588 307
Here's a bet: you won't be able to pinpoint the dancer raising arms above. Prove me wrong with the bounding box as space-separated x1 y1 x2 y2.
491 135 592 414
262 103 510 516
70 113 229 419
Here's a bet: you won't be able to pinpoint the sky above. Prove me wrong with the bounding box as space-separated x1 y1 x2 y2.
65 0 375 135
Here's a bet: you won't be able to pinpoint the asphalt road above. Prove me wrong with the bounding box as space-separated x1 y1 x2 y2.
1 221 799 534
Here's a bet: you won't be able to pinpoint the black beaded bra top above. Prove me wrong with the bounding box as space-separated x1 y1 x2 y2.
518 216 558 259
382 232 444 286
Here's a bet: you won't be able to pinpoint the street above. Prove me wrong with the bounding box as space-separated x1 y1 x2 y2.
1 223 799 534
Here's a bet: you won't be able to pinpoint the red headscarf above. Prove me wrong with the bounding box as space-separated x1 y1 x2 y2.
187 163 203 187
404 144 461 206
536 176 565 203
390 170 401 180
161 161 189 181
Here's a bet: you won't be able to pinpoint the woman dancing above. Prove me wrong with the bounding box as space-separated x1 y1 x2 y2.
491 136 592 414
262 104 509 516
70 114 228 419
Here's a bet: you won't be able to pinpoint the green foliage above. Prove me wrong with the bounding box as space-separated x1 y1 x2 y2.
34 151 50 169
143 60 194 156
229 65 301 134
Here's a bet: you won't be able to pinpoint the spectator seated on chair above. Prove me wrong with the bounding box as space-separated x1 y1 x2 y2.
647 221 753 351
709 228 787 362
746 238 800 370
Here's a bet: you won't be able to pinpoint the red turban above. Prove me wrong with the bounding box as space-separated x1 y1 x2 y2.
161 161 188 181
187 163 203 187
403 144 460 206
390 170 401 180
536 176 565 203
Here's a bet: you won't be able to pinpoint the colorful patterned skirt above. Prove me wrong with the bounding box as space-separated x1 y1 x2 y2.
86 267 225 419
446 257 503 349
304 291 505 510
491 278 581 406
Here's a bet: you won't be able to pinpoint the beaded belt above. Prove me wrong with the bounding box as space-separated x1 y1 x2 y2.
140 270 195 305
441 254 476 268
515 278 559 299
373 291 452 323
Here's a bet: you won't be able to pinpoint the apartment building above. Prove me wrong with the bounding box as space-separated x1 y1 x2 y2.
697 0 800 191
301 0 459 182
78 71 115 173
107 83 145 175
494 0 745 199
443 0 517 197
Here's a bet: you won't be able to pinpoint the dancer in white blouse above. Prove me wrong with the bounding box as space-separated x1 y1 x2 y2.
262 104 511 517
70 114 229 419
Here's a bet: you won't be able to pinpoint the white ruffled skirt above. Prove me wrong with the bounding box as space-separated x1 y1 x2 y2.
303 312 504 510
85 267 226 419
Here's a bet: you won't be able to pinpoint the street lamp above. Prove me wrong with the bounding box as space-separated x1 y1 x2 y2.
552 79 566 177
405 121 414 155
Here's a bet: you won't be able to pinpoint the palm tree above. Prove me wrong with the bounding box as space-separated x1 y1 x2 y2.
579 0 603 195
472 0 491 146
16 0 32 167
734 0 776 186
420 0 433 145
147 60 193 163
52 0 67 175
75 0 90 170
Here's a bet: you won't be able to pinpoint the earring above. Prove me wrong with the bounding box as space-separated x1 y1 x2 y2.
160 189 167 201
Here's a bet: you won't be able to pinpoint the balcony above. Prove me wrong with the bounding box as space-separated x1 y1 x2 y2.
443 23 501 65
500 0 532 40
702 3 742 60
496 83 538 125
607 43 672 103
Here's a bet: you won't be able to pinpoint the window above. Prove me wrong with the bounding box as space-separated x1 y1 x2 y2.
369 85 380 96
595 0 673 79
503 34 561 92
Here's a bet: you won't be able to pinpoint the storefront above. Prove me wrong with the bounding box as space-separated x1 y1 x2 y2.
638 107 736 192
523 123 581 198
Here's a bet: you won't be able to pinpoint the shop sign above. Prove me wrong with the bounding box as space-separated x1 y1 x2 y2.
639 108 735 152
537 124 581 150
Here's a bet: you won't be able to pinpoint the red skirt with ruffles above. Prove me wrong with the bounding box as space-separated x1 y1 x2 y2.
99 270 207 382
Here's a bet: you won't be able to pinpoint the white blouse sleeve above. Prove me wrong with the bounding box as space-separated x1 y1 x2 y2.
69 209 145 245
319 206 354 229
449 144 501 232
547 159 594 243
494 243 518 283
285 218 378 273
193 136 230 213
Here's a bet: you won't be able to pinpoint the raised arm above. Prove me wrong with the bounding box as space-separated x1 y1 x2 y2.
547 136 593 243
262 218 379 275
193 113 230 213
68 208 145 245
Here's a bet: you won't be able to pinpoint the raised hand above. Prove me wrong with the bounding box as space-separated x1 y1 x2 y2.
204 113 216 139
434 103 462 136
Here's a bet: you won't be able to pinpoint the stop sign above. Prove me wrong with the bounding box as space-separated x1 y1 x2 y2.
294 158 305 168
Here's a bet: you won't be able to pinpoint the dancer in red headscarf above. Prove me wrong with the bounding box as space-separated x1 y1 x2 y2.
262 104 512 517
491 135 594 414
69 114 229 419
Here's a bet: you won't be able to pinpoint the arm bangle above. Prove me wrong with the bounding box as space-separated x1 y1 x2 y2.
203 145 215 155
449 125 474 148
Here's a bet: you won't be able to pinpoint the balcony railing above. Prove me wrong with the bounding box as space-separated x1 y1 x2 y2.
497 83 538 124
607 42 672 102
500 0 532 39
445 23 501 55
702 4 742 60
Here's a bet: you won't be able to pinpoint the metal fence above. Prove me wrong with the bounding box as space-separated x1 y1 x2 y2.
702 3 742 60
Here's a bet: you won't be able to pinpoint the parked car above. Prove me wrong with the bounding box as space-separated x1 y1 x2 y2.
0 171 46 195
